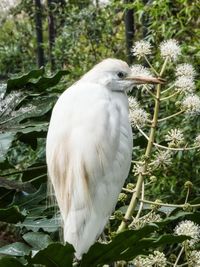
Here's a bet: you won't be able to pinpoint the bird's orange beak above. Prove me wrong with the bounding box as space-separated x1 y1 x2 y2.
125 76 165 84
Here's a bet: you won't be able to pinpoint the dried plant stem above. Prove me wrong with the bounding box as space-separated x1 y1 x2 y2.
139 199 200 208
117 84 161 232
144 55 159 76
173 246 184 267
117 57 170 233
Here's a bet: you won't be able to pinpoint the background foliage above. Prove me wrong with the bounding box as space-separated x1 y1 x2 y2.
0 0 200 266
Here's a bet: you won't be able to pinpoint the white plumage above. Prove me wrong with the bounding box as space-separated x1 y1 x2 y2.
46 58 162 258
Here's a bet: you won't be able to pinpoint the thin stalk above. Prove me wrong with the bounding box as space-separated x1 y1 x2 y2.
173 246 184 267
117 59 168 233
161 84 175 95
117 84 161 233
144 55 159 76
136 126 200 151
144 85 157 99
140 199 200 208
160 91 179 101
135 182 144 219
184 187 190 204
158 110 185 122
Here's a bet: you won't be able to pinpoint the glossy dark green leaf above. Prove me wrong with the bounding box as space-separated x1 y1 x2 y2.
7 68 44 92
26 70 68 91
11 184 46 208
18 216 59 232
30 242 74 267
81 224 158 266
0 206 25 223
0 242 31 256
0 257 24 267
23 232 53 250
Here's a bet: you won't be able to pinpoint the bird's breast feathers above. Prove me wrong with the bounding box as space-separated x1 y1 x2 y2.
46 82 133 257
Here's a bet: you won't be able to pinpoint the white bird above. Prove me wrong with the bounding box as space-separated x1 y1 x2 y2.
46 58 163 259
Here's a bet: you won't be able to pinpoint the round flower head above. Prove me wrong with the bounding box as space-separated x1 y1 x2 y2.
188 250 200 267
182 95 200 115
160 39 181 61
134 251 167 267
133 162 146 176
152 150 172 169
130 64 152 77
175 76 195 95
129 108 148 128
175 63 196 78
131 40 152 59
165 128 184 147
128 96 140 111
174 220 200 246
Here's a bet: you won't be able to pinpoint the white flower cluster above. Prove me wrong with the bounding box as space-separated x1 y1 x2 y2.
175 63 196 78
131 40 152 59
175 76 195 95
151 150 172 169
160 39 181 61
165 128 184 147
132 162 146 176
174 220 200 246
181 95 200 115
128 96 149 128
134 251 167 267
188 250 200 267
174 63 196 95
130 64 152 78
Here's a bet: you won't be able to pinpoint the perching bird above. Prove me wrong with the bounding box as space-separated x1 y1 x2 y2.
46 58 163 258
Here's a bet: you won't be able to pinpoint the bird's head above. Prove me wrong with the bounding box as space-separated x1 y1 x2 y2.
80 58 165 92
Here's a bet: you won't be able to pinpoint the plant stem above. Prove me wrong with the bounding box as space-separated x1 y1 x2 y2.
158 110 184 122
117 58 167 233
173 246 184 267
117 84 161 233
136 182 144 219
144 55 159 76
136 126 200 151
161 84 175 95
139 199 200 208
160 91 179 101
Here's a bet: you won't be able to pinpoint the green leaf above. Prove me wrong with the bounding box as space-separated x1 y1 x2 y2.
81 224 158 267
30 242 74 267
0 132 15 162
0 242 31 256
0 257 24 267
23 232 53 250
0 206 25 223
18 216 59 233
7 68 44 92
11 184 46 208
27 70 68 91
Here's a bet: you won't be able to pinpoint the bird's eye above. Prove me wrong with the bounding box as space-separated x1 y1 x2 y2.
117 72 125 79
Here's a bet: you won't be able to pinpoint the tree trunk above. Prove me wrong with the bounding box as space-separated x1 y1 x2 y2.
47 0 56 72
35 0 45 68
124 0 134 64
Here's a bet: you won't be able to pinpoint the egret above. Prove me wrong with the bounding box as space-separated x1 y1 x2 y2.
46 58 163 258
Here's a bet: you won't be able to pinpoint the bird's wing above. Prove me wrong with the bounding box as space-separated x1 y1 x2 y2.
46 82 132 258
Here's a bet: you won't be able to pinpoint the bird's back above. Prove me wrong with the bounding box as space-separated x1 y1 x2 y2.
46 81 132 258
